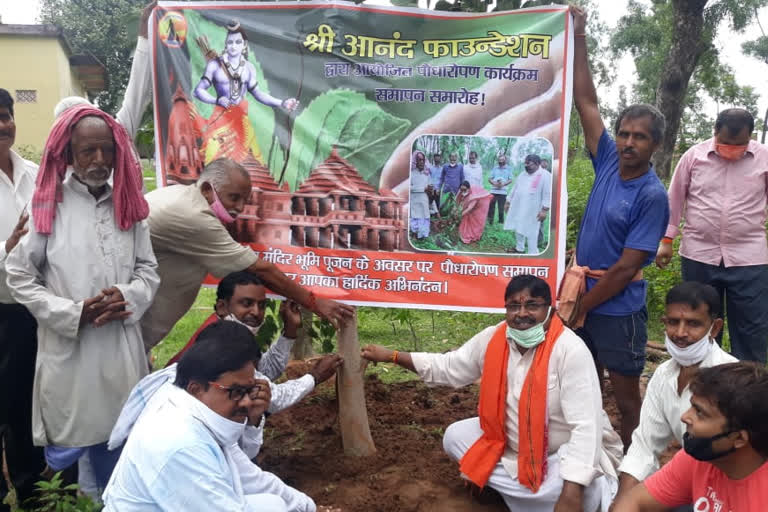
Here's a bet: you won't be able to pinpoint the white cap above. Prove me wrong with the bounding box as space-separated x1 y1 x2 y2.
53 96 92 119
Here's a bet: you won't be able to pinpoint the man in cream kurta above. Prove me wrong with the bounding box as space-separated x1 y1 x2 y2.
142 160 354 351
6 171 159 449
141 181 260 349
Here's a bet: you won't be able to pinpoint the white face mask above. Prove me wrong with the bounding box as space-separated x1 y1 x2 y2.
664 326 714 367
224 313 262 336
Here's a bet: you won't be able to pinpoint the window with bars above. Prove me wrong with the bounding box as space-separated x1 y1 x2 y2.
16 90 37 103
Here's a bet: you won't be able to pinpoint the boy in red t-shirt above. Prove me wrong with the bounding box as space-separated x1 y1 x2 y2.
614 362 768 511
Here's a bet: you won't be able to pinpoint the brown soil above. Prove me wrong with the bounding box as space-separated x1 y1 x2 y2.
262 361 677 512
260 374 507 512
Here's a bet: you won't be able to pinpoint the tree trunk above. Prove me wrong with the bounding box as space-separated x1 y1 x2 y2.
291 308 315 360
652 0 708 179
762 105 767 144
336 310 377 456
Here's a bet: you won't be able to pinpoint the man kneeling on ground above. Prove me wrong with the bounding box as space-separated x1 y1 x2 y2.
613 282 736 509
165 271 327 380
103 322 314 511
362 275 623 512
110 272 342 460
613 362 768 512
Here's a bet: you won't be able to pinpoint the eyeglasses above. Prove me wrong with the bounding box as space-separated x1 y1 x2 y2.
209 381 262 402
505 302 549 314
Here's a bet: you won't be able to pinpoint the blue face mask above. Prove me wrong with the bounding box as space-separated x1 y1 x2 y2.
506 307 551 348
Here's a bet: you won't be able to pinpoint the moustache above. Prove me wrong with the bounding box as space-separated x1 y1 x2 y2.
512 317 536 325
622 148 636 156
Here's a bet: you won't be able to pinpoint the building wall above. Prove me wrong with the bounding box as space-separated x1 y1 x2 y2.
0 34 86 153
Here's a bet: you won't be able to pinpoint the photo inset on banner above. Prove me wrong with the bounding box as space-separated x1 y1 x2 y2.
408 134 553 255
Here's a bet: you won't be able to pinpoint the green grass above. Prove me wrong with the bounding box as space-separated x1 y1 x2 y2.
142 160 157 192
356 307 504 382
150 288 216 368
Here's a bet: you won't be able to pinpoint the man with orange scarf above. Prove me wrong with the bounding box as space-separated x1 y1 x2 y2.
5 104 159 496
361 275 622 511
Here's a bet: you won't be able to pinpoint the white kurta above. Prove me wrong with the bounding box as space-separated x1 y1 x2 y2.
109 362 315 459
0 150 38 303
115 37 153 141
409 169 431 219
464 162 484 187
619 344 736 481
5 172 160 446
411 324 622 487
503 168 551 236
103 385 314 512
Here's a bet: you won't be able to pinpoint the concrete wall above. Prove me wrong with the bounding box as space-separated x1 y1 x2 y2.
0 33 86 152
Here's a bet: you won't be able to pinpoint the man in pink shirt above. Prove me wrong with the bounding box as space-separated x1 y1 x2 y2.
656 109 768 363
613 361 768 512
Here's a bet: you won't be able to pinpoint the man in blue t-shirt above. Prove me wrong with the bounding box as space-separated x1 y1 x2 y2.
570 7 670 451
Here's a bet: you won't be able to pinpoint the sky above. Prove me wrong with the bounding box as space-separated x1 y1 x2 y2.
2 0 767 118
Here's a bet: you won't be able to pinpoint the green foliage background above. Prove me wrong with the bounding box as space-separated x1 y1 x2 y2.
40 0 147 115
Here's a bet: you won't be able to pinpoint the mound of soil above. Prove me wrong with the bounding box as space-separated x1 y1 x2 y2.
259 375 507 512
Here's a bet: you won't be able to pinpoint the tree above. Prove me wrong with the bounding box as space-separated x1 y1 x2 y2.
611 0 768 178
40 0 147 115
336 312 376 457
742 11 768 142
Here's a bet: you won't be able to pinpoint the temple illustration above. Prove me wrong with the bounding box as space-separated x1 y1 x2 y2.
222 148 406 251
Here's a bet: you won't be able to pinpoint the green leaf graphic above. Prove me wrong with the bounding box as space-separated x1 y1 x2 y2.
283 89 410 190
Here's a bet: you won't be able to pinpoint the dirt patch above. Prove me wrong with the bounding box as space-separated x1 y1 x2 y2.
260 375 507 512
262 367 677 512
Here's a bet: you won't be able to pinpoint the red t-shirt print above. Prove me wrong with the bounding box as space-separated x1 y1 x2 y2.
645 450 768 511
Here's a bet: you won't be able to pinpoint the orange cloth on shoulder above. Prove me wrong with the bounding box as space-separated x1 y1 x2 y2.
459 315 564 492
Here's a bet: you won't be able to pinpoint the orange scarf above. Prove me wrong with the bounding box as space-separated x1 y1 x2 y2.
459 315 564 491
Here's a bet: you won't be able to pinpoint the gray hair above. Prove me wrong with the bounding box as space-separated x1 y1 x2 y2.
54 96 91 119
198 158 249 189
614 104 666 144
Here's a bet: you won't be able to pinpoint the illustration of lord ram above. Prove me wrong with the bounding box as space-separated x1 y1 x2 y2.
165 19 298 183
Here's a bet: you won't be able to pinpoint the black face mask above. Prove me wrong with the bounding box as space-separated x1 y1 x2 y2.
683 431 736 461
